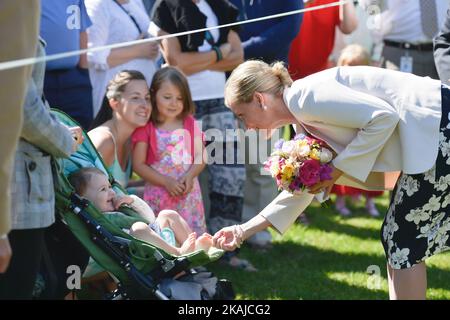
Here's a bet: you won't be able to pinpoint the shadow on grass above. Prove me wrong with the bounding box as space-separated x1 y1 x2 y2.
208 241 450 300
299 204 386 242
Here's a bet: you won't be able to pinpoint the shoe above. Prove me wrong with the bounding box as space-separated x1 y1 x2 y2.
337 205 351 216
247 230 273 250
220 256 258 272
335 197 351 217
296 213 310 225
366 199 380 217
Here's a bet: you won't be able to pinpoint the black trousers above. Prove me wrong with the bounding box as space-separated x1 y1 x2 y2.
0 228 46 299
39 217 90 299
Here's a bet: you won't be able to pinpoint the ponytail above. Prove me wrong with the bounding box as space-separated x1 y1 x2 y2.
225 60 292 106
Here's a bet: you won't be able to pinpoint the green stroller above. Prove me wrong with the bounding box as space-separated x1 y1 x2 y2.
51 110 233 300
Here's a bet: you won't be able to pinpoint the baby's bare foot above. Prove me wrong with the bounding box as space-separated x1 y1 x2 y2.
178 232 196 255
196 233 214 252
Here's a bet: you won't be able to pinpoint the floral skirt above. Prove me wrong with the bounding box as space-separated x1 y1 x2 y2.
381 85 450 269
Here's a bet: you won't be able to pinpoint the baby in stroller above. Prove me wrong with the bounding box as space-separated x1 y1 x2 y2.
68 167 215 256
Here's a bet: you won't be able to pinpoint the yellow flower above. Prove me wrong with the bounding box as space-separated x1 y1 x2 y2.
297 140 308 147
281 163 295 180
309 148 321 161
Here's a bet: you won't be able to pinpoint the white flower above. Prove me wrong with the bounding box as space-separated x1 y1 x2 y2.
393 190 404 206
297 144 311 157
418 212 446 241
434 175 450 192
282 140 296 154
389 247 410 269
434 229 450 251
383 208 399 241
405 208 431 225
423 195 442 212
403 176 419 196
423 166 436 184
319 148 333 163
397 175 408 190
442 194 450 208
440 141 450 158
439 131 447 146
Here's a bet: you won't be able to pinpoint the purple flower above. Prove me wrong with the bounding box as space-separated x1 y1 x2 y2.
299 159 321 187
274 139 285 150
289 175 303 191
294 133 306 141
319 164 333 181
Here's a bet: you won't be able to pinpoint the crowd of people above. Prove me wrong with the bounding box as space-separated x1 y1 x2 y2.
1 0 450 300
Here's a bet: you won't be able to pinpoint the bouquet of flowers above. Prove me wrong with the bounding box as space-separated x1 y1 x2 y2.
264 134 334 195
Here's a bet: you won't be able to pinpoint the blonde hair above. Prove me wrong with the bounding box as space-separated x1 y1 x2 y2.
224 60 293 106
337 44 371 67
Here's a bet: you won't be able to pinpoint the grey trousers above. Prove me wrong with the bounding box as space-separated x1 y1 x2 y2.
381 44 439 79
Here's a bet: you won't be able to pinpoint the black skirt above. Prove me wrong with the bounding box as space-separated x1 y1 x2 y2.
381 85 450 269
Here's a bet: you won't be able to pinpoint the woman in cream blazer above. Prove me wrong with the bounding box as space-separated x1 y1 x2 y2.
213 60 449 300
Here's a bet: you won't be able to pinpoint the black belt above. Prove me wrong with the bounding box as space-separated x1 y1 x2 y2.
383 40 434 51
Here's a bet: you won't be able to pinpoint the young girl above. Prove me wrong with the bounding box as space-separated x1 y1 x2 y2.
132 67 207 235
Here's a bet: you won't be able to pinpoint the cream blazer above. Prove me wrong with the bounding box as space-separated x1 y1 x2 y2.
261 66 444 234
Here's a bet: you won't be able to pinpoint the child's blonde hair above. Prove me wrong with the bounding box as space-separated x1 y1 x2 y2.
224 60 293 106
149 67 195 124
337 44 371 67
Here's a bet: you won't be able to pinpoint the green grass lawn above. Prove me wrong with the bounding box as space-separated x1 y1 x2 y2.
207 194 450 300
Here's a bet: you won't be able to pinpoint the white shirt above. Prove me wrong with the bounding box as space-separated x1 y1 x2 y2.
359 0 449 43
85 0 159 116
189 0 225 101
150 0 226 101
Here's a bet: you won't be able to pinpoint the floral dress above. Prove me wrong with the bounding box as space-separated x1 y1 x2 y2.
381 86 450 269
143 128 206 235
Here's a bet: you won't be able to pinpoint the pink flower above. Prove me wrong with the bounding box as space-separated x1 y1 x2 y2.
299 159 321 187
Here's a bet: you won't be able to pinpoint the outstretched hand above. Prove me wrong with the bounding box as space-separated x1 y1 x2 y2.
213 225 243 251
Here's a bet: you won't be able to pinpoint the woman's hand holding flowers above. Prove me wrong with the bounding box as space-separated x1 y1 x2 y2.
308 164 343 195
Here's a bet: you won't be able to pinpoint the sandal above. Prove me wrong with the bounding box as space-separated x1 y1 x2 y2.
228 257 258 272
220 256 258 272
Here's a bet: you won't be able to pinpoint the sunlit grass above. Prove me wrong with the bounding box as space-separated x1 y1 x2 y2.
208 194 450 300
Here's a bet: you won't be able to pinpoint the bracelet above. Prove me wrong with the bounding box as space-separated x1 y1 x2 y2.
233 224 244 248
212 46 222 62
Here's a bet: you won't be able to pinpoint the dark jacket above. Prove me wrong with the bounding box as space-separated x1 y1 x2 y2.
229 0 303 63
434 8 450 84
151 0 239 52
